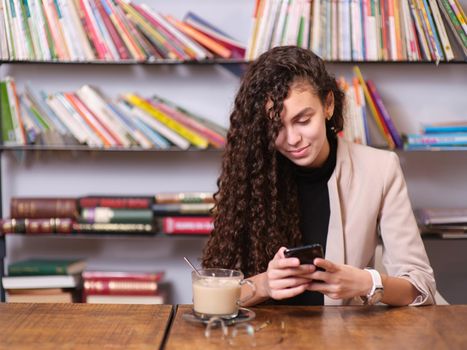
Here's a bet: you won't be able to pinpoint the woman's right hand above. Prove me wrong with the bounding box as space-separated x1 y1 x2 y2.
263 246 316 300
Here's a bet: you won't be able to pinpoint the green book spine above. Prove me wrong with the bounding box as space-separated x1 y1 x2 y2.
0 81 16 144
8 259 80 276
81 208 154 224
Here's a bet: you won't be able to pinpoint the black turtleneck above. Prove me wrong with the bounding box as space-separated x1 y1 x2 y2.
275 133 338 306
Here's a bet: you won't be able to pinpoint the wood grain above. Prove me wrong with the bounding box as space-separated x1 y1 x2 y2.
166 305 467 350
0 303 173 350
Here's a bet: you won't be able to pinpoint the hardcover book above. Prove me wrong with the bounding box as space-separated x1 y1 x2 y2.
8 258 86 276
11 198 78 219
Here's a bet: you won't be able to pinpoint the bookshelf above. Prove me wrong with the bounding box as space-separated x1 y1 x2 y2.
1 0 467 304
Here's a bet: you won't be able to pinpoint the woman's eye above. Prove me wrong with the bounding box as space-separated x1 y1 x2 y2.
297 118 310 124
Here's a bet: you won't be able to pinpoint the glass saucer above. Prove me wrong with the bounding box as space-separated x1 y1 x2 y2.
182 307 256 326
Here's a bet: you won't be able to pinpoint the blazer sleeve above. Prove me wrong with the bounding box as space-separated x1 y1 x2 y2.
379 152 436 306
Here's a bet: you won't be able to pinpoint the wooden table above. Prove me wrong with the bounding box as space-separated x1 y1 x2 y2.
166 305 467 350
0 303 173 350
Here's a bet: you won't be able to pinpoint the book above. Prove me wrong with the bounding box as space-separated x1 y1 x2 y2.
154 192 214 204
422 121 467 133
161 216 213 235
2 274 82 289
7 289 74 303
0 218 73 235
85 294 164 304
183 11 246 59
405 132 467 146
73 222 157 234
79 196 153 209
8 258 86 276
82 270 164 282
10 198 79 219
415 208 467 225
80 208 153 224
152 203 214 216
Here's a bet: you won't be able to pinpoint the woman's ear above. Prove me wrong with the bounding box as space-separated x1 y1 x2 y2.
325 91 335 118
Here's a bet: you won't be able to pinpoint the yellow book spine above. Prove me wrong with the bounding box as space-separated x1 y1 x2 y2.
125 94 209 149
352 66 395 149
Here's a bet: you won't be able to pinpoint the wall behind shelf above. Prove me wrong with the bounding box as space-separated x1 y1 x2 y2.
2 0 467 303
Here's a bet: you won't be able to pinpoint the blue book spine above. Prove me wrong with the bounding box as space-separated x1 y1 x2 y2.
406 132 467 146
423 124 467 133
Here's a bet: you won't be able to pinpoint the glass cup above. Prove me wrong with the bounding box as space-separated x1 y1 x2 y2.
192 268 256 319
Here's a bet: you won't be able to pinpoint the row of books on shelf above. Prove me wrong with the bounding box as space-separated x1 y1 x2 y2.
0 194 215 235
0 0 246 61
403 121 467 150
247 0 467 61
0 77 227 149
2 258 168 304
415 207 467 238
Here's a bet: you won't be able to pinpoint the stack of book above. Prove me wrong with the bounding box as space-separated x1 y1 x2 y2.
77 195 157 234
404 121 467 150
247 0 467 61
338 66 402 149
2 258 86 303
0 77 227 149
415 207 467 239
0 197 78 235
0 1 246 61
154 192 214 235
83 270 166 304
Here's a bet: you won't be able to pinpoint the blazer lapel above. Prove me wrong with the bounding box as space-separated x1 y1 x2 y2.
324 138 350 305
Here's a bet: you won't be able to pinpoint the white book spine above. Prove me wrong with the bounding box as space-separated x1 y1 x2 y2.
253 0 273 58
76 85 131 147
271 0 289 48
261 0 281 51
55 93 103 146
350 0 361 60
32 0 52 60
46 94 88 144
311 0 321 54
301 0 311 49
58 0 84 61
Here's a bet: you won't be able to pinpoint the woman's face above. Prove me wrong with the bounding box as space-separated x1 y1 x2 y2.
274 82 334 168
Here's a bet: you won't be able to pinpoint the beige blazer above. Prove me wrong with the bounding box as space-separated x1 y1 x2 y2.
324 138 436 306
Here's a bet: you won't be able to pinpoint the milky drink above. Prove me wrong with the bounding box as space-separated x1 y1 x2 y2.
191 269 255 319
193 277 241 316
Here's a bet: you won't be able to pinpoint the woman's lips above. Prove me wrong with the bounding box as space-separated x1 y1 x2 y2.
288 145 310 158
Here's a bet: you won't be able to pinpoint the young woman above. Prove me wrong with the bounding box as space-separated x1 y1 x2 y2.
202 46 436 306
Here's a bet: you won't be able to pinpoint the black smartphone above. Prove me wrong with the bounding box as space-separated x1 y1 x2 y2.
284 244 324 265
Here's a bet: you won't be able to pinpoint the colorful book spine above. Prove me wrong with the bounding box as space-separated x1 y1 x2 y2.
73 222 156 234
366 79 403 148
353 66 396 149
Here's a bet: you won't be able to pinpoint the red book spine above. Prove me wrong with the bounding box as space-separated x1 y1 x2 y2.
95 0 130 59
83 278 159 295
82 271 164 282
10 198 78 219
79 0 108 59
162 216 213 234
79 197 152 209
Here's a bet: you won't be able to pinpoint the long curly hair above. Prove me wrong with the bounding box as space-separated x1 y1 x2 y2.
202 46 345 277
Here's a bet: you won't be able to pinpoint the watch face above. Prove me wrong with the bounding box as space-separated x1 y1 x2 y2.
371 288 384 304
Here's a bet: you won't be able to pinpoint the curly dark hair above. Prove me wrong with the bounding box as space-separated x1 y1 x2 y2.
202 46 345 277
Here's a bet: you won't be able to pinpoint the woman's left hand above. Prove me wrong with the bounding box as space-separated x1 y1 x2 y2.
306 258 373 300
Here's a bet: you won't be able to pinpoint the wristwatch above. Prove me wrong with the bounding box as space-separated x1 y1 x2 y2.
361 268 384 305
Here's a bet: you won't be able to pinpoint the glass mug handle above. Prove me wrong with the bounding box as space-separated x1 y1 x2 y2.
238 279 256 306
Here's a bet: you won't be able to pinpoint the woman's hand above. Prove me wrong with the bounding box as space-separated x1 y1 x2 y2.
264 247 316 300
306 258 372 300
